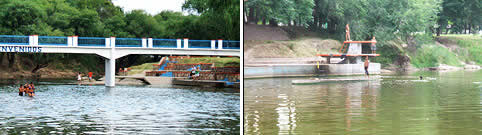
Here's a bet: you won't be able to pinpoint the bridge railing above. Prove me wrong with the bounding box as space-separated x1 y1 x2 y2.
0 35 240 50
189 40 212 49
153 39 177 48
0 35 29 45
38 36 68 46
116 38 142 47
78 37 106 47
222 40 240 49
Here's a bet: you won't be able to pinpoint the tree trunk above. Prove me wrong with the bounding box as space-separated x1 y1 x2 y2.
31 64 48 73
254 7 259 24
468 24 471 34
436 26 441 36
319 18 323 29
328 20 336 33
269 19 278 26
287 17 292 26
243 11 247 24
7 53 15 68
248 7 255 24
262 17 266 25
293 20 297 26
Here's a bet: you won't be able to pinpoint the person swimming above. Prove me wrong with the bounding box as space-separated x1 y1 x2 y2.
26 83 35 97
18 85 24 96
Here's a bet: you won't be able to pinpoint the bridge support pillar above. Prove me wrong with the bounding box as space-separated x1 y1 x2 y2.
105 37 116 87
105 58 116 87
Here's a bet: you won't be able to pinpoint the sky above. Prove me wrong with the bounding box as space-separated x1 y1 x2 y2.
112 0 186 15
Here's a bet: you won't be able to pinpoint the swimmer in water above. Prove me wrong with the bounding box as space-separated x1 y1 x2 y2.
18 85 24 96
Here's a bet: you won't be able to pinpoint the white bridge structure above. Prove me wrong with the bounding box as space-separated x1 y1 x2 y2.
0 35 240 87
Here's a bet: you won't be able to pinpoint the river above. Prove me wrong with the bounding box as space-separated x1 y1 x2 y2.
0 83 240 134
244 70 481 134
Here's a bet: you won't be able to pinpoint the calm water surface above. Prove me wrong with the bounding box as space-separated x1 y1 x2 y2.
0 84 239 134
244 70 481 135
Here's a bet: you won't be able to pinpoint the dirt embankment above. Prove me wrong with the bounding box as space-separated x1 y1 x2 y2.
244 39 341 60
0 56 81 80
244 24 290 41
244 25 342 63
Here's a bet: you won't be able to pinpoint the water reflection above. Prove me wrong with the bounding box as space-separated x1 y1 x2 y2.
0 84 239 134
245 70 482 134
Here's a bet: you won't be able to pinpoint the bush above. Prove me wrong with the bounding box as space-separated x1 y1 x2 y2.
411 44 461 68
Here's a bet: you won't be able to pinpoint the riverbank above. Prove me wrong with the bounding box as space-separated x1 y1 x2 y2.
244 25 481 76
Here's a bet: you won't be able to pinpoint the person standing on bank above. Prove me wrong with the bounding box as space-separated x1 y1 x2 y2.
88 72 93 82
371 36 377 54
77 72 82 83
364 56 370 78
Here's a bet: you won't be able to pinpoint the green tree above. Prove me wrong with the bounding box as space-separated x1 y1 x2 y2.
183 0 240 40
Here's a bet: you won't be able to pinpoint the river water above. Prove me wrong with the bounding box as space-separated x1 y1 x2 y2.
244 70 481 135
0 83 239 134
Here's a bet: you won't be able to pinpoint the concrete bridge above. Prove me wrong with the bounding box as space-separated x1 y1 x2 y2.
0 35 240 87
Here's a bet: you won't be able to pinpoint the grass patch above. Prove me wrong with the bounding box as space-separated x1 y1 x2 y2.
438 35 482 65
178 57 240 67
410 44 461 68
128 62 158 75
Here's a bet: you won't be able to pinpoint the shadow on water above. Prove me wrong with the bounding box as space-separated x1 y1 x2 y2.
0 80 240 134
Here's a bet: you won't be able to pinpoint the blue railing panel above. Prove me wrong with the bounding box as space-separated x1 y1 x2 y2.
0 35 29 45
116 38 142 47
78 37 105 47
153 39 177 48
189 40 212 49
38 36 68 46
223 41 240 49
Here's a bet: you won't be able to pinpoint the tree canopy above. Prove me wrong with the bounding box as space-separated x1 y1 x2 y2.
0 0 240 40
245 0 480 42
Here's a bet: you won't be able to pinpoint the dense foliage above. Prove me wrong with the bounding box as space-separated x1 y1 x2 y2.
0 0 240 74
245 0 481 67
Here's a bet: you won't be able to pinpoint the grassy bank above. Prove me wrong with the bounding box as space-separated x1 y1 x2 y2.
178 57 240 67
410 44 461 68
437 35 482 65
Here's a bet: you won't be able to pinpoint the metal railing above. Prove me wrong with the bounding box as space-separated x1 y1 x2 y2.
78 37 105 47
153 39 177 48
115 38 142 47
189 40 212 49
0 35 240 50
223 41 240 49
38 36 68 46
0 35 29 45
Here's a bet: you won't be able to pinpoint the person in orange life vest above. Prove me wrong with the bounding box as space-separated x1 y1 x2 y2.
27 82 35 97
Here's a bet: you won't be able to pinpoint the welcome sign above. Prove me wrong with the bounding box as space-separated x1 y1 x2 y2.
0 46 42 53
